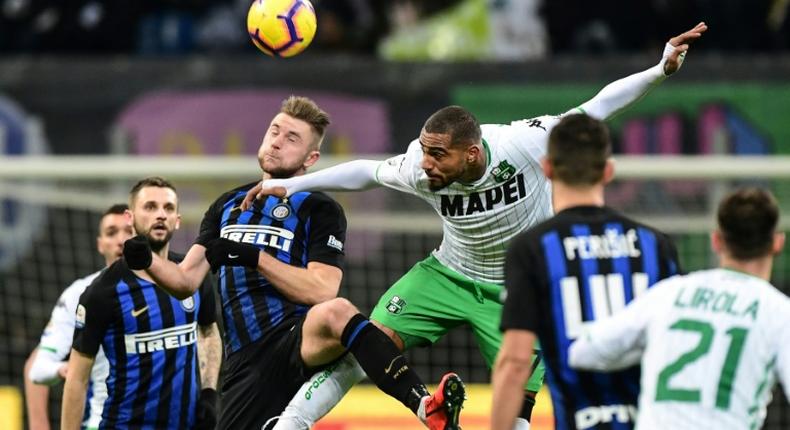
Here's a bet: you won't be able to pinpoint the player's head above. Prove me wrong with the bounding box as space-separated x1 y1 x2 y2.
713 187 784 261
97 203 133 266
543 113 613 187
258 96 331 179
128 177 180 252
420 105 483 191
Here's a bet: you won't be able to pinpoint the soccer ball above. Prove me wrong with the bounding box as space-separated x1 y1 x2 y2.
247 0 317 58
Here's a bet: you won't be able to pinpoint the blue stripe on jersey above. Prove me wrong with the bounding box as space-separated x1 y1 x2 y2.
84 379 94 425
606 222 634 302
571 224 596 321
140 282 164 425
540 230 572 422
102 327 116 419
302 217 311 266
218 266 241 352
279 192 309 263
115 281 139 423
637 228 659 285
233 264 264 342
542 363 569 430
232 208 265 343
571 224 630 430
166 295 187 429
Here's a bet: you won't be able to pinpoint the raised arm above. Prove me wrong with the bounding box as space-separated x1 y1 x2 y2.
242 159 381 210
576 22 707 121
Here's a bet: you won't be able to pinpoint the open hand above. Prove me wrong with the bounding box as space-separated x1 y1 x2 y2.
663 22 707 75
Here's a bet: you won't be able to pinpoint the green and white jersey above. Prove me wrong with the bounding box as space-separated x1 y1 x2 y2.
374 115 561 285
570 268 790 430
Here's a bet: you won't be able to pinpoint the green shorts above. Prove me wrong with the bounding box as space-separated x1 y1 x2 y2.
370 254 544 392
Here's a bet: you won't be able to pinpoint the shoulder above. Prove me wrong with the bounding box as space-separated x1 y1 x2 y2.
211 181 259 207
296 192 346 217
81 262 125 304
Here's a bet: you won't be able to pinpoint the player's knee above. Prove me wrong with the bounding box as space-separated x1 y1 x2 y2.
316 298 359 337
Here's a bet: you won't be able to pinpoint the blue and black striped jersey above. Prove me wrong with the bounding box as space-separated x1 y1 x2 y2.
72 252 216 430
502 206 680 430
196 181 346 355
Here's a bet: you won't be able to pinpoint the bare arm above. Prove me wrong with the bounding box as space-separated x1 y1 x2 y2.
60 350 94 430
258 255 342 305
491 330 537 430
197 323 222 390
576 22 707 121
24 350 52 430
145 244 211 300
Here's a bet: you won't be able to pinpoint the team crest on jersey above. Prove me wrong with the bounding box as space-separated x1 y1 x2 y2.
492 160 516 182
180 296 195 312
271 202 291 220
386 296 406 315
75 304 86 328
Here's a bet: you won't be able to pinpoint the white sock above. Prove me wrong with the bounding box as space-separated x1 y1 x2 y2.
513 417 531 430
273 354 366 430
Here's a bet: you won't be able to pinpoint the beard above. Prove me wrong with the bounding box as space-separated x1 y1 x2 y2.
261 157 305 179
134 222 173 252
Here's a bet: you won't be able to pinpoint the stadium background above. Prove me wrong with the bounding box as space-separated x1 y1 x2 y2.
2 0 790 428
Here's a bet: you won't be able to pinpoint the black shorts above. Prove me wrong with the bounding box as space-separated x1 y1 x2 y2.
218 316 311 430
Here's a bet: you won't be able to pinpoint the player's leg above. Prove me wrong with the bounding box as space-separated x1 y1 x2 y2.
468 282 543 430
370 255 471 429
293 297 446 427
218 320 309 430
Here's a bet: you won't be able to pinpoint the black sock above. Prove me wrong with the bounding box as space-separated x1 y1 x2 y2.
341 314 428 413
519 393 536 421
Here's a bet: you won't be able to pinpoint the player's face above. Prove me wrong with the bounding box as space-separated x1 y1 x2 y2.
258 113 320 179
96 213 134 266
130 186 180 252
419 130 471 191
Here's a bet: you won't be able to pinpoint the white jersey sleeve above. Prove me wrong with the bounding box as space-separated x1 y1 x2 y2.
29 270 109 428
373 140 423 195
569 283 668 371
30 271 101 384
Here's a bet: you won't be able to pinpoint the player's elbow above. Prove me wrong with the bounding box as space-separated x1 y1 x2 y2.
568 340 601 371
308 281 340 305
28 358 59 385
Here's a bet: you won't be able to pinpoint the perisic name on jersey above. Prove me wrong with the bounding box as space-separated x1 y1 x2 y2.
563 228 641 261
220 224 294 253
440 173 527 217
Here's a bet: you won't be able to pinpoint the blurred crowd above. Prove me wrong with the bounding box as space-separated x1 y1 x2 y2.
1 0 789 58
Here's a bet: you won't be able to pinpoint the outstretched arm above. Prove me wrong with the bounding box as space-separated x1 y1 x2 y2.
242 159 381 210
576 22 707 121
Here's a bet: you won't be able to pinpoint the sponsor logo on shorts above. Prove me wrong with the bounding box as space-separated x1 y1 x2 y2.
386 296 406 315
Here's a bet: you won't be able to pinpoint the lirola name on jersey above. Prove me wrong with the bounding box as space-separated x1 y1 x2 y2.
440 173 527 216
563 228 641 260
220 225 294 253
124 322 197 354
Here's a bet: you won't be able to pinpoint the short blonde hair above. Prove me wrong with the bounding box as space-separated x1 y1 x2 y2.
281 96 331 149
